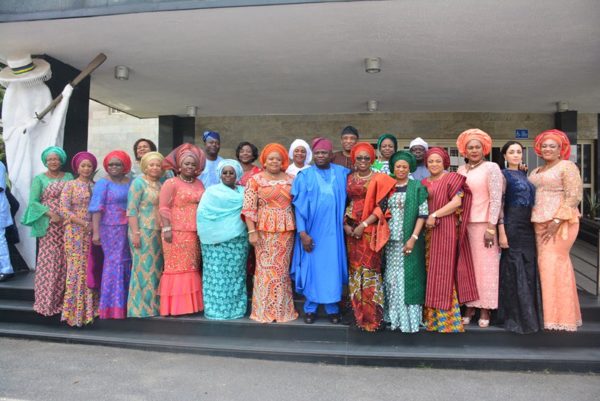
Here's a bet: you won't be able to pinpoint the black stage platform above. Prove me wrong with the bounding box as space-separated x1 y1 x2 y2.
1 272 599 372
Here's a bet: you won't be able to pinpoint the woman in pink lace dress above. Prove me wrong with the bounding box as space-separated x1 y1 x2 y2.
529 129 583 331
456 129 503 328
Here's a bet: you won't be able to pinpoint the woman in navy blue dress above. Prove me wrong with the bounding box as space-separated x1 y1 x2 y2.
497 141 542 334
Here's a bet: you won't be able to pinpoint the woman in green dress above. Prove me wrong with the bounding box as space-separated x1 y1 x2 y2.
197 159 249 320
126 151 164 317
383 151 428 332
22 146 73 316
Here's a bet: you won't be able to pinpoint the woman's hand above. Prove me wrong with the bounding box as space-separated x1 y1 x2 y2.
351 224 365 239
483 231 495 248
403 237 416 256
542 220 561 244
343 224 354 237
163 230 173 244
131 232 141 248
82 222 92 236
425 215 436 229
248 231 258 246
300 232 314 253
92 232 101 246
498 231 509 249
48 211 62 224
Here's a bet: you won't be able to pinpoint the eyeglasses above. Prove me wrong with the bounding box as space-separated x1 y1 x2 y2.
355 156 371 161
221 171 236 175
107 163 123 167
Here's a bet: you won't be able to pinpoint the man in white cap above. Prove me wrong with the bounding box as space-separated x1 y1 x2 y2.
409 137 430 182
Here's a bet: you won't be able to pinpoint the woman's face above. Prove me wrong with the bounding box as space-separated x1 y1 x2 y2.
426 153 445 176
504 143 523 167
238 145 254 164
379 138 395 160
293 146 307 166
354 150 372 173
45 153 62 173
180 156 198 178
540 139 561 162
265 151 283 174
466 140 484 163
145 159 163 180
136 141 152 159
78 160 94 178
107 157 125 178
221 166 237 187
393 159 410 181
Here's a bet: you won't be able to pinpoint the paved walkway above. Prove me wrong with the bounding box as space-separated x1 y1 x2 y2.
1 338 598 401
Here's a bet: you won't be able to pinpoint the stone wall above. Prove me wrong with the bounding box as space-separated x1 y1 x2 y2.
196 112 598 158
88 101 158 176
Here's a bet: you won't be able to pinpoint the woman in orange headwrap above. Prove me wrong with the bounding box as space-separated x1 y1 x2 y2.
158 143 206 316
344 142 396 331
89 150 133 319
242 143 298 323
529 129 582 331
456 129 503 328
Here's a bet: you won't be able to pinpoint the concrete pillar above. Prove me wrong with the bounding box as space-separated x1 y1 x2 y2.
158 115 195 156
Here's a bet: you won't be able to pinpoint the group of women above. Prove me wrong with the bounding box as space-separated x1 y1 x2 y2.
23 128 583 335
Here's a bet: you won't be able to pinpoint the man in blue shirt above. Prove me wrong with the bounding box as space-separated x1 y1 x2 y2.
198 131 224 187
291 137 350 324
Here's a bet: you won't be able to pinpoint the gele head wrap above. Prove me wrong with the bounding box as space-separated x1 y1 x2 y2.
425 147 451 170
260 143 290 172
534 129 571 160
390 150 417 174
103 150 132 174
456 128 492 156
41 146 67 167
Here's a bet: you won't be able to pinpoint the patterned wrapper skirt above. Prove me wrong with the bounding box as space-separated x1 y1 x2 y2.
250 230 298 323
535 221 582 331
34 221 67 316
159 230 203 316
127 227 163 318
61 224 99 327
346 227 384 332
384 240 422 333
99 224 132 319
201 234 249 320
423 230 464 333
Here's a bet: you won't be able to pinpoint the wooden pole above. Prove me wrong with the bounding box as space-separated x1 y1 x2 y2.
35 53 107 121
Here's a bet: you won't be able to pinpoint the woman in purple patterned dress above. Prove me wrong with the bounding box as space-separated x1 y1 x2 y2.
89 150 132 319
60 152 99 327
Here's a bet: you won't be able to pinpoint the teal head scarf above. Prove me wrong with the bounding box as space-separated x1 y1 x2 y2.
41 146 67 167
217 159 243 182
377 133 398 152
389 150 417 175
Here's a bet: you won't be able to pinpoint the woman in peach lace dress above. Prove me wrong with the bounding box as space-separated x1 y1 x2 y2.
529 129 583 331
242 143 298 323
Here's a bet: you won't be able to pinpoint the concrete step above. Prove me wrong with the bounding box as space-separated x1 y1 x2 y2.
0 320 599 372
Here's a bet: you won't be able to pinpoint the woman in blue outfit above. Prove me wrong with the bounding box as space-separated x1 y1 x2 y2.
497 141 542 333
197 159 249 320
0 161 14 282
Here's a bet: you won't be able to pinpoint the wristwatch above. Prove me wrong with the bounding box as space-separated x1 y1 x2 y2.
553 218 561 224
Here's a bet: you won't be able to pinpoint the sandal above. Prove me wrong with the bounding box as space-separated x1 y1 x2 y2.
478 319 490 328
462 308 475 325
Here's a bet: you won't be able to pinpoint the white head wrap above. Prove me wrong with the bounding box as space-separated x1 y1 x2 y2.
288 139 313 165
409 137 429 151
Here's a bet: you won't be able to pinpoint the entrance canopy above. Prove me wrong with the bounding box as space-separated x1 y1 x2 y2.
0 0 599 118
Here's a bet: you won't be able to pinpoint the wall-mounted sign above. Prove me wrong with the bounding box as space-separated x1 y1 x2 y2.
515 129 529 139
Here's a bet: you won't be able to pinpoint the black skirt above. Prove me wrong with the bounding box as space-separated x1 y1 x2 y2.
497 206 543 334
